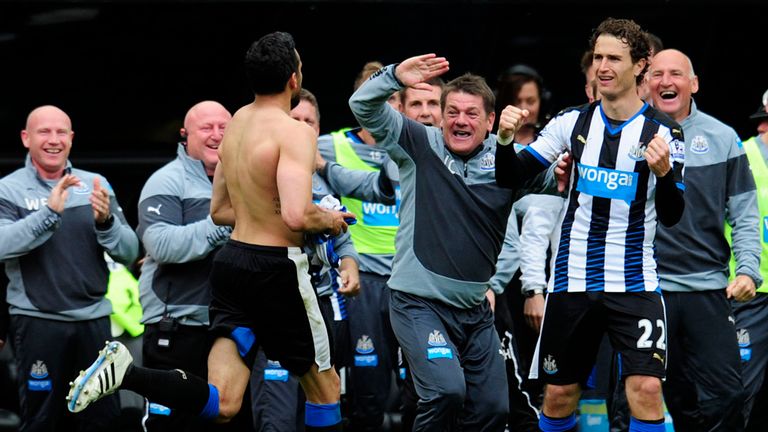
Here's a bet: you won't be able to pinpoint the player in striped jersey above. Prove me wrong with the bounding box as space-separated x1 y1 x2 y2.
495 18 684 432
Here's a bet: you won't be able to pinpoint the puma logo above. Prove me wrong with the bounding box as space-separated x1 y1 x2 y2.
147 204 162 215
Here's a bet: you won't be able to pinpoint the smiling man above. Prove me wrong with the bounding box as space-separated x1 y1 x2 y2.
134 100 235 431
645 49 760 432
0 105 138 431
349 56 522 431
398 78 444 127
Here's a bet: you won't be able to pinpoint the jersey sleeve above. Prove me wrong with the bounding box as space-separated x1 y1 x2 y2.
348 64 407 159
724 132 763 287
137 172 231 264
525 112 574 165
323 160 396 205
0 193 60 260
488 214 520 295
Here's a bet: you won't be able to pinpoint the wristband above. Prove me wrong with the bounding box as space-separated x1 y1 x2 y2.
496 131 514 146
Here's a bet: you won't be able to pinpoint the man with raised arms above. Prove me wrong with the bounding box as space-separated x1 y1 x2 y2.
67 32 353 432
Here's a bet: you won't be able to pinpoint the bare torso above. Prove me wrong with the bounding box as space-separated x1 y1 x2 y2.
219 103 314 247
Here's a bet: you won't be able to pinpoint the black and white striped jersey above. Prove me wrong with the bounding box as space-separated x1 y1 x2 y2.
522 101 685 293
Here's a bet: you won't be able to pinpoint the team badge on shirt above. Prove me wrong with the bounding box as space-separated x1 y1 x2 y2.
72 181 91 195
690 135 709 154
480 152 495 171
627 143 647 161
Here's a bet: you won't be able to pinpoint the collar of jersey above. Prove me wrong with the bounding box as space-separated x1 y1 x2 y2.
599 102 648 135
344 128 365 144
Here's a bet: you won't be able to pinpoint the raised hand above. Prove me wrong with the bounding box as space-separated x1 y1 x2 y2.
496 105 529 145
645 134 672 177
47 174 81 213
555 152 573 193
394 54 450 89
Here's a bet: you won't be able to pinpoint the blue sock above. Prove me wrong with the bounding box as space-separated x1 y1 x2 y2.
629 416 665 432
539 413 577 432
198 384 219 420
305 401 341 427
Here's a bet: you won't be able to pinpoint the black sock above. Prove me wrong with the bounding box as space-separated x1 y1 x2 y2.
121 365 210 414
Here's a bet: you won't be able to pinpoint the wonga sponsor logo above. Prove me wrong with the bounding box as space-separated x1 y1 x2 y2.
362 186 400 226
426 330 452 360
576 163 638 203
762 217 768 242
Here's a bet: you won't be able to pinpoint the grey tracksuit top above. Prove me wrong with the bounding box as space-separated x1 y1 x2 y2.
657 102 762 291
136 144 232 326
0 156 138 321
349 64 518 308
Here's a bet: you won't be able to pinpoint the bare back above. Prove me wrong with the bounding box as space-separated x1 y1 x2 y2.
219 103 317 247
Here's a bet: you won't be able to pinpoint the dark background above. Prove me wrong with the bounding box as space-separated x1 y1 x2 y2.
1 0 766 227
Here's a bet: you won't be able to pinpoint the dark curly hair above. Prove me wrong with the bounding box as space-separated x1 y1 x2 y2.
244 31 299 95
589 18 650 86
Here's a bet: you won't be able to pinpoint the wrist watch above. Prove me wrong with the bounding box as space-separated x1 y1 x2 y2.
523 288 545 298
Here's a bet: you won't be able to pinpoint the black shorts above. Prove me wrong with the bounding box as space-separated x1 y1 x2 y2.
533 291 666 385
209 240 333 377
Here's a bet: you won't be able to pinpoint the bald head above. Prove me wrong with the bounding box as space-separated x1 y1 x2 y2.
21 105 74 180
26 105 72 131
182 101 231 176
648 49 699 123
183 101 230 131
653 49 695 78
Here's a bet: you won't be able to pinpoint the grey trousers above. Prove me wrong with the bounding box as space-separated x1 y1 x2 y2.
389 290 508 432
733 293 768 430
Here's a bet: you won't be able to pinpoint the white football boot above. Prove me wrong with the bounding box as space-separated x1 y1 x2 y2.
66 341 133 413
